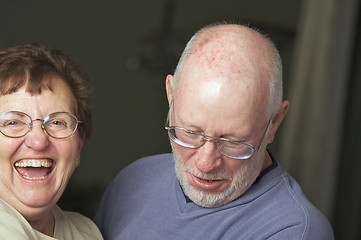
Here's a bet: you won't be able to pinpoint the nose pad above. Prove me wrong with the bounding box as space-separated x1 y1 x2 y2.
201 136 218 144
40 124 47 132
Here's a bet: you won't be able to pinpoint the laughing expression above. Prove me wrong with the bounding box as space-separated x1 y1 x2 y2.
0 79 83 219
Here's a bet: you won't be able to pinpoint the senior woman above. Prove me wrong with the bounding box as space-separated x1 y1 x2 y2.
0 44 103 239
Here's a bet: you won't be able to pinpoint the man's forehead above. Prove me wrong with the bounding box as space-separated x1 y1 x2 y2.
172 83 268 138
176 61 266 101
174 67 270 124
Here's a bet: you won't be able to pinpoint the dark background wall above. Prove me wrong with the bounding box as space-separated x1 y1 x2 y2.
1 1 360 239
0 0 299 215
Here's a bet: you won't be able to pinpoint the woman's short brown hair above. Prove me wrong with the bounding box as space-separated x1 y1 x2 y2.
0 43 92 139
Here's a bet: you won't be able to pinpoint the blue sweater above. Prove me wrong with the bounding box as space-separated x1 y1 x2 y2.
95 153 334 239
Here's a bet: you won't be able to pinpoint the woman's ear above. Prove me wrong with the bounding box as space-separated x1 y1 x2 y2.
75 157 81 167
75 134 85 168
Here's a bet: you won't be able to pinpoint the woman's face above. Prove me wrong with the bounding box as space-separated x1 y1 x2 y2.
0 79 83 220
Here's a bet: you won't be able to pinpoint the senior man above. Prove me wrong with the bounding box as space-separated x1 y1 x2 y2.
95 23 334 239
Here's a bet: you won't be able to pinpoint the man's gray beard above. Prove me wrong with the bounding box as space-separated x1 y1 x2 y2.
172 144 265 208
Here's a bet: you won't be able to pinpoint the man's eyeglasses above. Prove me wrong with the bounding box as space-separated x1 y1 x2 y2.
164 105 273 160
0 111 81 139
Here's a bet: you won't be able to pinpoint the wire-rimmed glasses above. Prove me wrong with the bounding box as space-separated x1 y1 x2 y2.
0 111 81 139
164 105 273 160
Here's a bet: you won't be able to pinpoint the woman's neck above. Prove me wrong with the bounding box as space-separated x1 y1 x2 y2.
28 210 55 237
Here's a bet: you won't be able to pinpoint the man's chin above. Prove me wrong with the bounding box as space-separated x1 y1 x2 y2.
183 183 240 208
172 147 260 208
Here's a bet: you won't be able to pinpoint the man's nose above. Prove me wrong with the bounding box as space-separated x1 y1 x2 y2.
194 140 222 173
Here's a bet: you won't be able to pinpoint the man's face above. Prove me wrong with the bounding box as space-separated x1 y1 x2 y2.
166 26 289 208
169 73 270 208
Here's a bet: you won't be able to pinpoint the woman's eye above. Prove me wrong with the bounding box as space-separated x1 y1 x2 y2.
47 119 67 127
5 120 22 126
0 120 27 129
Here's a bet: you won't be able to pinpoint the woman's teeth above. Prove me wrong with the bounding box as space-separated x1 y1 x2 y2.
14 160 52 168
14 160 53 180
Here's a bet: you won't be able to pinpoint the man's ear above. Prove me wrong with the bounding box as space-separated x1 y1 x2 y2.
166 74 174 105
267 100 290 144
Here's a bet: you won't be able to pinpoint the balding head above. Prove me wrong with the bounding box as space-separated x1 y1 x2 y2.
171 24 283 117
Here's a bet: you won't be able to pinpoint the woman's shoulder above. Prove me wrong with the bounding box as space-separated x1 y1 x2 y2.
0 198 40 239
53 205 103 240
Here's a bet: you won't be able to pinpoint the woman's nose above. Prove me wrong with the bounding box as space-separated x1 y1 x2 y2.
24 121 50 150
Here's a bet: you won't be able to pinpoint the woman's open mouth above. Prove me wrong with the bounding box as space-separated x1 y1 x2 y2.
14 159 54 181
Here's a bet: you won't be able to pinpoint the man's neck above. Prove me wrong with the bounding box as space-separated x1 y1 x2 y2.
261 151 273 172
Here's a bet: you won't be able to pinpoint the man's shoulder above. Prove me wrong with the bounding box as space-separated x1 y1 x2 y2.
124 153 174 172
109 153 174 188
219 167 334 239
96 153 176 220
250 166 334 239
133 153 173 164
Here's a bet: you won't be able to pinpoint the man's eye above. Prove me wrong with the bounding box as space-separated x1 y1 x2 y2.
182 130 199 139
184 130 194 135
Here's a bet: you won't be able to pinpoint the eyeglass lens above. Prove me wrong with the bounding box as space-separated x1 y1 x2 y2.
0 111 79 138
167 127 254 159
